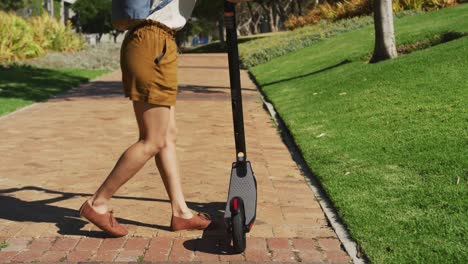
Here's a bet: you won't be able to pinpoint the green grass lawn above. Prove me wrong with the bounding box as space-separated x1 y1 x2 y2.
250 4 468 263
0 65 108 116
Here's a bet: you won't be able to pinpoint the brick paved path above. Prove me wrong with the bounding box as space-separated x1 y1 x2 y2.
0 54 351 263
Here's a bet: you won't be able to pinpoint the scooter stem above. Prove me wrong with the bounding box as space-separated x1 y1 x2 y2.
224 1 247 163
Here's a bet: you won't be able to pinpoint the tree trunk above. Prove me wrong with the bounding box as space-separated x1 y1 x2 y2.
370 0 397 63
269 3 277 32
218 14 225 43
259 2 276 32
297 0 303 15
275 0 288 27
247 2 258 34
312 0 319 8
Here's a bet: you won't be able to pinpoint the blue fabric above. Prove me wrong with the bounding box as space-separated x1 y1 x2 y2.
112 0 174 22
112 0 151 22
151 0 173 13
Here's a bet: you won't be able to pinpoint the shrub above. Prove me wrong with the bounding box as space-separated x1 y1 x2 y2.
240 16 374 68
29 14 85 52
0 12 43 61
285 0 461 30
25 42 121 70
285 0 373 30
0 11 85 62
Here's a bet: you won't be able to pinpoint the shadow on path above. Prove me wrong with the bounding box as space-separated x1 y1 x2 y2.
0 186 225 238
50 81 257 101
183 232 240 257
179 85 257 94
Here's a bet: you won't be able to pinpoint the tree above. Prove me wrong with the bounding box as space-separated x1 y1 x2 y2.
370 0 397 63
191 0 225 41
0 0 29 11
190 0 312 38
71 0 117 42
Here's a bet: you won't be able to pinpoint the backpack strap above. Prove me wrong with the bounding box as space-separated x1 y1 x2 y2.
150 0 174 14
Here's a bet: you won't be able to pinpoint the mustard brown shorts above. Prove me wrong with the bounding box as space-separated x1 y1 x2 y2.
120 20 178 106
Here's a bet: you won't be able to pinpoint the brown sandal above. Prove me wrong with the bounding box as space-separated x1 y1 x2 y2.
170 212 212 231
79 200 128 237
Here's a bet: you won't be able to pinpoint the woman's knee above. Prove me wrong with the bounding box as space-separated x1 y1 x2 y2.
166 126 178 144
141 139 166 156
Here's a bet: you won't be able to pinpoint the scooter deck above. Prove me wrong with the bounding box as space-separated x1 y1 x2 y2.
224 161 257 227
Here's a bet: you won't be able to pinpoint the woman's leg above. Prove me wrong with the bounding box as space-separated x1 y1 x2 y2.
135 106 193 219
89 101 171 213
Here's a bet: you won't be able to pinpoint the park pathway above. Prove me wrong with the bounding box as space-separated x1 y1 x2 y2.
0 54 350 263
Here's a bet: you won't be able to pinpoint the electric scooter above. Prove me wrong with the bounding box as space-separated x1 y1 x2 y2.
223 0 258 254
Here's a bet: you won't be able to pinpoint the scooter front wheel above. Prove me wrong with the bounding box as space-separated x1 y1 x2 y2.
232 210 246 253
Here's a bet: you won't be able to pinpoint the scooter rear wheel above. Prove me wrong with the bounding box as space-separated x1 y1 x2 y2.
232 210 246 253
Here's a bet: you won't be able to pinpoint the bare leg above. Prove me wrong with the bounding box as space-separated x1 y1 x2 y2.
135 106 193 219
90 101 170 213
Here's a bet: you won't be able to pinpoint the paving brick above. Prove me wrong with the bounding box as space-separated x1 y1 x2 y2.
272 226 296 237
123 237 148 251
267 238 290 251
144 237 173 262
272 250 297 262
115 250 143 262
65 250 93 262
91 249 118 262
325 250 352 263
318 238 351 263
249 225 274 237
318 238 342 251
27 238 55 251
0 251 18 263
168 238 194 262
49 237 79 251
292 238 324 263
294 226 336 238
99 237 127 251
244 238 271 262
38 250 67 262
2 238 30 252
267 238 296 262
11 250 44 263
111 237 149 262
193 237 219 261
75 237 102 251
218 238 245 262
1 225 24 238
28 237 56 251
133 226 159 237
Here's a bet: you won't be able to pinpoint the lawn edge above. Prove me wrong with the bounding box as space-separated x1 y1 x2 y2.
0 101 42 122
0 69 110 119
247 71 367 264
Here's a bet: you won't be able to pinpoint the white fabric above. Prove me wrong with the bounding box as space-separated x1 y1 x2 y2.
147 0 197 31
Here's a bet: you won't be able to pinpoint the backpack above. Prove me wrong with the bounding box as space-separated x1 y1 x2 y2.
112 0 173 31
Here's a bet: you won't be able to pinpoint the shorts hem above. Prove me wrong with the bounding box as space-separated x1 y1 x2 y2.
125 93 176 107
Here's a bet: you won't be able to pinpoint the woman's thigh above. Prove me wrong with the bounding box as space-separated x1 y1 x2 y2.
133 101 171 143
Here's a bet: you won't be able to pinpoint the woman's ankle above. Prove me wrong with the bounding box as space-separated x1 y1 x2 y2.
88 195 109 214
172 206 193 219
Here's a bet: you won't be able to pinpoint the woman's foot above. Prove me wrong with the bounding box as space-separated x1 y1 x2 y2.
170 212 212 231
79 200 128 237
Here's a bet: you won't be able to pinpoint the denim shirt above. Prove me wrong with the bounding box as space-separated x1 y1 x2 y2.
112 0 195 31
112 0 153 22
